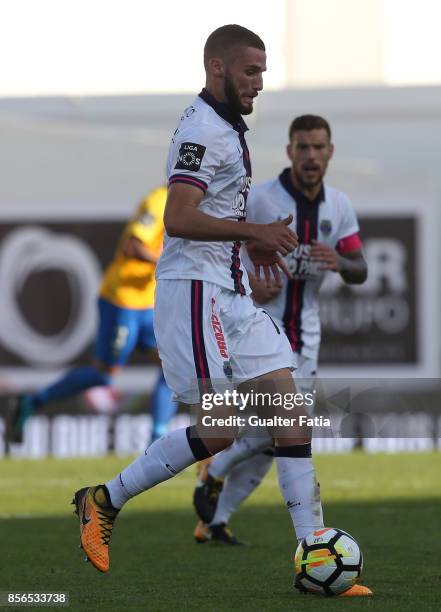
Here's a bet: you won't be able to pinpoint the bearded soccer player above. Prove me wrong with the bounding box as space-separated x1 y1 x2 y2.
10 186 176 445
191 115 371 595
71 25 368 597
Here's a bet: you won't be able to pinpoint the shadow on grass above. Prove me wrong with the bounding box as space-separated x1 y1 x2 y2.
1 498 441 612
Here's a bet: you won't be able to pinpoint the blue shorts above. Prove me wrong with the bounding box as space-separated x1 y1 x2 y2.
95 297 156 366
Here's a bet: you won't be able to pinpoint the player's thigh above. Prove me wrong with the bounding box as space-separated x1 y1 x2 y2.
235 359 311 443
154 280 234 405
95 298 139 366
224 296 295 385
219 297 307 442
189 402 238 454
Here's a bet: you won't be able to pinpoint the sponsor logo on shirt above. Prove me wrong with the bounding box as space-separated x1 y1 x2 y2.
232 175 252 218
284 244 322 279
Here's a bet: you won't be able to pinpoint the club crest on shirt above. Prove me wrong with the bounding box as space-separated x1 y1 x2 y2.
175 142 206 172
320 219 332 236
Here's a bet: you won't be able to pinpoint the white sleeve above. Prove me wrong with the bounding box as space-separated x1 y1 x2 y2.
336 193 360 241
167 123 224 192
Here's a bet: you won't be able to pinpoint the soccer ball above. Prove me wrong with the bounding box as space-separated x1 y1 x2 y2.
294 527 363 596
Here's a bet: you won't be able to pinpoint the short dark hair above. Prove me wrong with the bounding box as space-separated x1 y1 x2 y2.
289 115 332 141
204 24 265 69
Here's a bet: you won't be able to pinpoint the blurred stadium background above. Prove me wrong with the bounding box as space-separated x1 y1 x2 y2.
0 0 440 457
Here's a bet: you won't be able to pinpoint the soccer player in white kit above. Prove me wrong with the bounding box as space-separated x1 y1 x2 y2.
72 25 324 585
192 115 372 596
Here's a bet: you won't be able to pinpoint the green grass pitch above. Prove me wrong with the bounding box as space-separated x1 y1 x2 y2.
1 452 441 611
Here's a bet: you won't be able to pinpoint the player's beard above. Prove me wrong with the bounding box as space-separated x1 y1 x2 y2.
293 166 326 191
224 71 253 116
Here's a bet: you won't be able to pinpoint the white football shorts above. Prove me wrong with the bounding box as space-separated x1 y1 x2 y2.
154 279 295 404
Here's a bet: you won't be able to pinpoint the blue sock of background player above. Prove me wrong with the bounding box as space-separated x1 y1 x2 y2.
16 364 176 445
31 366 112 409
11 366 111 440
149 369 177 444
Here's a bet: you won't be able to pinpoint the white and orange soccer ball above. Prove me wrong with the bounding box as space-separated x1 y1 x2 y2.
294 527 363 596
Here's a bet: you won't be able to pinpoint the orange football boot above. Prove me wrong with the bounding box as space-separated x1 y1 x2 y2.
338 584 373 597
72 485 119 573
194 520 211 543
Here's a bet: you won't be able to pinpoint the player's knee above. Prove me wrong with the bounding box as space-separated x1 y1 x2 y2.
185 425 236 459
205 435 236 455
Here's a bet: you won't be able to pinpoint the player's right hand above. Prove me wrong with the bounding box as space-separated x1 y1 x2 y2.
250 276 282 304
254 215 298 255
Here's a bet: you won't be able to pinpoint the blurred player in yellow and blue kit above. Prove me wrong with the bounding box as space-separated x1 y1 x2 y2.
12 186 176 444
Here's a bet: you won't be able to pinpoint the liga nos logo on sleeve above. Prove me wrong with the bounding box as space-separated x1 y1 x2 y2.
175 142 206 172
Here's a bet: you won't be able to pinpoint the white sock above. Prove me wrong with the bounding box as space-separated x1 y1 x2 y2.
276 456 324 541
209 430 272 479
106 428 196 509
210 452 273 525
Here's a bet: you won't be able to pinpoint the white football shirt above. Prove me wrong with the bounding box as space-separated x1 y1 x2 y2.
245 168 361 360
156 89 252 295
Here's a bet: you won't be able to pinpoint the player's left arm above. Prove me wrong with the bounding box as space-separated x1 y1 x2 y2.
311 194 367 284
310 237 367 284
